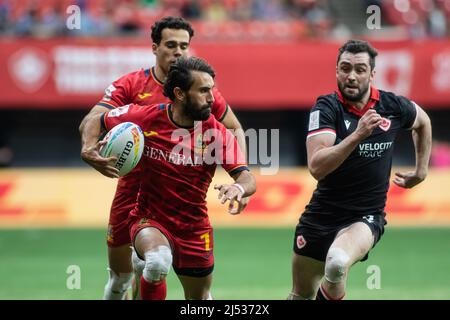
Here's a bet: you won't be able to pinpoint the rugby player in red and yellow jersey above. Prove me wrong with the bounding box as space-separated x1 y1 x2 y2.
79 17 247 299
84 56 256 300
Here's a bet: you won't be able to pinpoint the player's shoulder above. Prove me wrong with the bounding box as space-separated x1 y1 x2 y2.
315 93 338 105
378 89 413 109
116 68 149 82
313 93 340 112
141 102 167 114
123 102 166 116
204 115 236 142
379 89 403 100
205 113 226 130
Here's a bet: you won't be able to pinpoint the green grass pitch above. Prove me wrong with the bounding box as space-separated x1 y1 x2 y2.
0 227 449 300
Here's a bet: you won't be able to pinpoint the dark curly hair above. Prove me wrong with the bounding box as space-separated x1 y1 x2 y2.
337 39 378 70
163 57 215 101
151 16 194 45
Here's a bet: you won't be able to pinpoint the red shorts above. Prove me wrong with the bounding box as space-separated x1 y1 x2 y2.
130 217 214 271
107 186 138 247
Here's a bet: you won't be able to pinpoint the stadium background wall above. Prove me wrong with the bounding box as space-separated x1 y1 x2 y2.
0 169 449 228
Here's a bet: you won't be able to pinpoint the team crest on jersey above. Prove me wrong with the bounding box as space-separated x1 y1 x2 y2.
379 117 391 131
296 235 307 249
104 84 116 101
194 134 208 155
108 104 130 117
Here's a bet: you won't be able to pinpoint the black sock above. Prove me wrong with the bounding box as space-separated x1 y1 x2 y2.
316 285 345 300
316 286 328 300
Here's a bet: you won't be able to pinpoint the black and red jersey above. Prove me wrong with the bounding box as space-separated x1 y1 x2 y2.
303 87 418 221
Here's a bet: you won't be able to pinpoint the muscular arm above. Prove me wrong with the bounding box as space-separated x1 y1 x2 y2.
79 105 119 178
412 106 432 177
221 107 247 160
394 105 432 188
307 132 362 181
79 105 109 154
308 109 382 181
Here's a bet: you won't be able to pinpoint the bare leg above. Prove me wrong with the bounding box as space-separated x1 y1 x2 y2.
103 244 133 300
178 273 213 300
131 247 145 300
134 227 172 300
321 222 374 299
108 245 133 273
289 253 325 300
134 227 171 259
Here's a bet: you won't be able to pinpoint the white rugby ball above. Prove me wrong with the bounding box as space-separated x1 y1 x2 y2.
100 122 145 177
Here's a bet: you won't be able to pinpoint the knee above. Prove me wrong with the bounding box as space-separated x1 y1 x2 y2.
104 268 133 298
142 246 173 283
325 247 350 283
132 248 146 276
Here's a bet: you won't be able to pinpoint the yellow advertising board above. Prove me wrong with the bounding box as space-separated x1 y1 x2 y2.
0 168 449 228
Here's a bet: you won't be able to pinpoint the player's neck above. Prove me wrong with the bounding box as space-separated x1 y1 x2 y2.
352 89 371 110
153 65 167 83
170 103 195 128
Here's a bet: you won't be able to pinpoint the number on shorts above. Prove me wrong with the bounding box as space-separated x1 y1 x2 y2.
200 232 210 251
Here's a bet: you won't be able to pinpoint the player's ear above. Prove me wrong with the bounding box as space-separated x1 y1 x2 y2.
152 43 158 54
370 68 376 83
174 87 186 102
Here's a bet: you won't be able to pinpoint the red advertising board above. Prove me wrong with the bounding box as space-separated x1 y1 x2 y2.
0 168 449 228
1 39 450 109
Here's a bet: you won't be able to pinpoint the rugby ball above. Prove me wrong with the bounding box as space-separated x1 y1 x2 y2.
100 122 145 177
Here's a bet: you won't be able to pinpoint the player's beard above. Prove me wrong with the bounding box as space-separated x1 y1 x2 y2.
338 79 371 102
185 96 212 121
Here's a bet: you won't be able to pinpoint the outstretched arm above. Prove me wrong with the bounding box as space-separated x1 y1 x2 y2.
394 105 432 188
214 170 256 215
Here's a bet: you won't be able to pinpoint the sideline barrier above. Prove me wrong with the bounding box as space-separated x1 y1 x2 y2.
0 168 449 228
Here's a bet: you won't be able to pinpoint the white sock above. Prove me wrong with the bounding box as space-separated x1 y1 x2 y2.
103 268 133 300
131 248 145 300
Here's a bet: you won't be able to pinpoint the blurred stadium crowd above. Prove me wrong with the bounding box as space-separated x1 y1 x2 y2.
0 0 449 40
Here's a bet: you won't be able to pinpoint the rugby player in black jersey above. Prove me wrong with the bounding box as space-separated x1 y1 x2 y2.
288 40 432 300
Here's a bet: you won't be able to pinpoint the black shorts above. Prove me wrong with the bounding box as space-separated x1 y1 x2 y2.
293 212 387 262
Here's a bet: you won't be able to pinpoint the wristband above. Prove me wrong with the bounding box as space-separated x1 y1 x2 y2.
232 183 245 195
